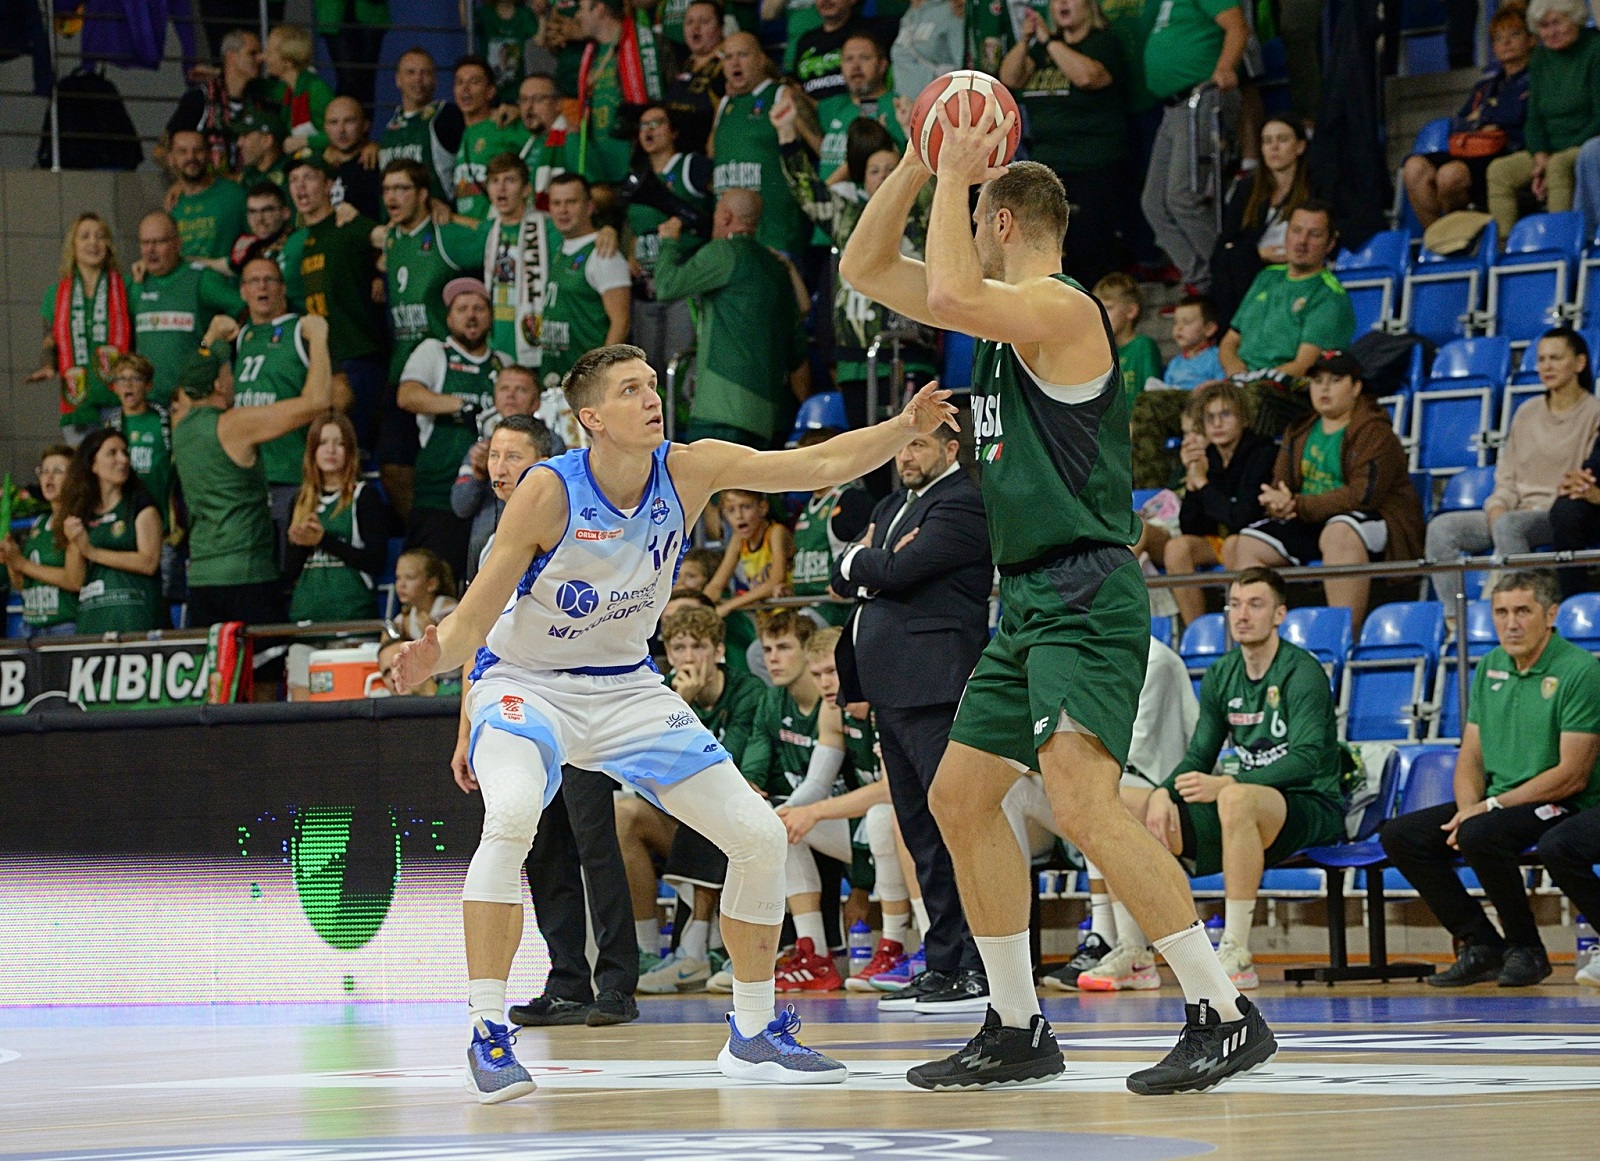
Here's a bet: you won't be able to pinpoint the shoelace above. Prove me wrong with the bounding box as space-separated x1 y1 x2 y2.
477 1022 522 1069
763 1005 814 1055
1157 1019 1223 1068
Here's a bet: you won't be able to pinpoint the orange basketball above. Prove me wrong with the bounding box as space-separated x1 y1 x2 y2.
907 70 1022 174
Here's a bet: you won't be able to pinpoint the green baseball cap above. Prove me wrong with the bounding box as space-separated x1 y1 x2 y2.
233 108 278 139
175 341 233 400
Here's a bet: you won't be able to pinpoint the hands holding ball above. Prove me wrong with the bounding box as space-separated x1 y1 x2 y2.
905 70 1022 186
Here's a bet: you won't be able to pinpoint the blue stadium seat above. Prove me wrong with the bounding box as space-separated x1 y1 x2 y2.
787 391 849 444
1335 229 1409 333
1132 487 1160 511
1410 337 1510 475
1179 612 1228 692
1483 212 1587 342
1511 339 1542 385
942 332 976 391
1400 0 1449 74
1151 614 1173 649
1340 602 1445 741
1428 601 1492 741
1557 593 1600 656
371 5 467 138
1378 344 1426 438
5 594 22 640
1395 120 1453 241
1410 117 1452 157
1410 471 1434 521
1280 605 1353 687
1400 220 1498 347
1577 225 1600 329
1437 465 1496 512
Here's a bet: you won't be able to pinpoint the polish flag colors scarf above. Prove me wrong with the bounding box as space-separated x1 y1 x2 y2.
52 267 131 416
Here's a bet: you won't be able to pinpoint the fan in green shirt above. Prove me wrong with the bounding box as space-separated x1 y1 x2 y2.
168 131 249 261
710 45 814 258
107 353 176 520
132 211 245 406
812 34 905 178
451 56 524 218
659 605 768 763
1221 209 1355 377
477 0 543 104
281 156 384 363
740 614 827 804
1000 16 1128 176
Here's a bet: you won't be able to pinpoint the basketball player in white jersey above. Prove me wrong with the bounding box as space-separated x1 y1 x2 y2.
392 344 957 1102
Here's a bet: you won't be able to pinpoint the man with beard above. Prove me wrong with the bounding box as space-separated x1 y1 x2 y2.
709 33 812 260
170 130 249 261
507 73 571 209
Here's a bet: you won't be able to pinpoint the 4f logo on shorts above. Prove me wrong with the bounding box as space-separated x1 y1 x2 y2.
501 696 525 724
665 711 695 729
1033 716 1051 736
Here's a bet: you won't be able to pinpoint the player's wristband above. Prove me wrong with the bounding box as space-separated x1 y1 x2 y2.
1485 795 1502 811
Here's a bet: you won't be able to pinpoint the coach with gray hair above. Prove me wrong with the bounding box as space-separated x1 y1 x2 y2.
1381 570 1600 989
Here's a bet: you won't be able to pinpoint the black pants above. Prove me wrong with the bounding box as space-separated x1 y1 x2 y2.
524 766 639 1002
1059 164 1126 295
1537 806 1600 927
187 580 283 627
405 506 471 593
1380 801 1568 949
875 702 979 972
1548 496 1600 598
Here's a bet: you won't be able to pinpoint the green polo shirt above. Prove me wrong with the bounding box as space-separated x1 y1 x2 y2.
1470 634 1600 809
1144 0 1236 100
1231 265 1356 372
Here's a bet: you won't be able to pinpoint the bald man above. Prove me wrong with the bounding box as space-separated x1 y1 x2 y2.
322 95 383 220
132 211 244 406
653 189 809 447
708 33 814 260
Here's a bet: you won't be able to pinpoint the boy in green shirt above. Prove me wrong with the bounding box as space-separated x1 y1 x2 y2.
1094 272 1163 411
1384 570 1600 989
109 354 175 521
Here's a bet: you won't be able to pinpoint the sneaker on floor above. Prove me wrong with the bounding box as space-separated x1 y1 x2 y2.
716 1005 848 1084
1125 996 1277 1095
906 1006 1063 1090
706 968 734 994
845 938 904 992
1216 932 1260 990
1577 959 1600 989
1041 932 1113 991
872 945 926 992
638 949 664 977
708 947 730 976
912 968 990 1015
775 937 844 993
586 989 640 1025
507 995 590 1026
878 966 952 1011
1497 944 1552 987
1426 943 1504 988
1076 942 1160 991
464 1018 538 1104
638 949 712 994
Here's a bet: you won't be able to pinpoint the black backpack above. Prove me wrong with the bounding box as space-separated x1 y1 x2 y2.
1351 330 1437 398
38 65 142 171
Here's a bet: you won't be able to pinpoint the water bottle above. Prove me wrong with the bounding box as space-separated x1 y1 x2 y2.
1578 914 1597 972
1205 913 1224 950
1077 916 1092 948
658 920 674 960
848 920 874 973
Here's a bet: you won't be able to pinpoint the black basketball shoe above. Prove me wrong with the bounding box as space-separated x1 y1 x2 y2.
1042 932 1114 991
1125 996 1277 1095
906 1006 1065 1090
508 995 590 1026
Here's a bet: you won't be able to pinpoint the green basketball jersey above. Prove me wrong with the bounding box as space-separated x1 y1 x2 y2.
76 493 163 633
379 103 449 198
20 513 77 628
172 178 248 260
741 685 821 803
133 264 244 405
815 92 906 179
288 482 379 622
283 215 383 362
628 153 715 275
173 405 279 587
712 83 812 257
539 232 610 387
384 218 482 382
234 314 311 486
969 274 1138 567
791 484 865 627
410 338 508 510
114 407 173 517
454 118 524 219
842 709 878 783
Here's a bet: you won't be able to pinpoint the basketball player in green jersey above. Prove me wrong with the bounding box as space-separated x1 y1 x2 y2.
841 94 1277 1094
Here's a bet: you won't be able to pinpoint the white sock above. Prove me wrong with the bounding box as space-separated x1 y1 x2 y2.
910 897 930 940
468 978 507 1029
681 918 711 961
973 932 1039 1028
1153 922 1243 1021
731 977 776 1037
1090 895 1116 942
1224 899 1255 950
709 910 724 951
794 910 827 952
1113 901 1149 950
883 909 911 945
635 918 659 950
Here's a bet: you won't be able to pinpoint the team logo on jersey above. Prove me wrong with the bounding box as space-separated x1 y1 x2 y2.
1228 712 1264 726
650 497 671 525
1266 685 1280 707
1543 677 1559 699
666 711 695 729
575 528 623 541
556 579 600 617
500 695 525 724
580 507 599 520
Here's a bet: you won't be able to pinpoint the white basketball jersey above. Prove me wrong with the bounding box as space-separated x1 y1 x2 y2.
474 444 687 678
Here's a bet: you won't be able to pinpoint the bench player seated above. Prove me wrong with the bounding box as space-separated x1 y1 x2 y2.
1087 567 1345 991
773 627 912 991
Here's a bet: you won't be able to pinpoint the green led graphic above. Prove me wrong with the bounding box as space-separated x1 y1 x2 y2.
290 807 401 950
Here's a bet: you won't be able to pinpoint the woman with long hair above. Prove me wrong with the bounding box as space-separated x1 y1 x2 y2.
58 428 163 634
26 213 132 438
662 0 727 150
0 445 85 638
1210 117 1313 326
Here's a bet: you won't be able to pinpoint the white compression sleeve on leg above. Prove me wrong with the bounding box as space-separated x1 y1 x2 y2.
785 835 823 896
864 803 909 902
655 760 787 926
783 744 846 808
462 726 549 904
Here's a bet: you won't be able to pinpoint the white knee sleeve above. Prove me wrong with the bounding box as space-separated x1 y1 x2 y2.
864 803 908 903
785 836 822 897
462 726 550 905
656 760 786 926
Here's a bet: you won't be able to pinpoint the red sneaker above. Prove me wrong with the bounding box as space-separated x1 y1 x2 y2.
845 938 904 992
774 937 844 992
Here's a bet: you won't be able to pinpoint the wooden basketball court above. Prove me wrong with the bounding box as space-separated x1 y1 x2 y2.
4 976 1599 1161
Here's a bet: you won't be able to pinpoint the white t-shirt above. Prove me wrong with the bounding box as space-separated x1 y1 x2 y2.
401 594 458 640
562 232 633 295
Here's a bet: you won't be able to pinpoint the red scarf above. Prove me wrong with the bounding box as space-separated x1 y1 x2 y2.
52 267 131 416
578 17 652 118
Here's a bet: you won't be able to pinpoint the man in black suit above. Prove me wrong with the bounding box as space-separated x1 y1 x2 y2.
831 429 995 1014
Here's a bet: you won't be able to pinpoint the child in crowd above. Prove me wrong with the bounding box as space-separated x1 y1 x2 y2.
1162 295 1226 390
108 355 174 524
1094 273 1163 410
675 547 723 593
705 488 793 618
393 547 458 639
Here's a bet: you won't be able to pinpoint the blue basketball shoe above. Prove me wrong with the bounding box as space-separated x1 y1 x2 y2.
716 1005 848 1084
465 1018 538 1104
